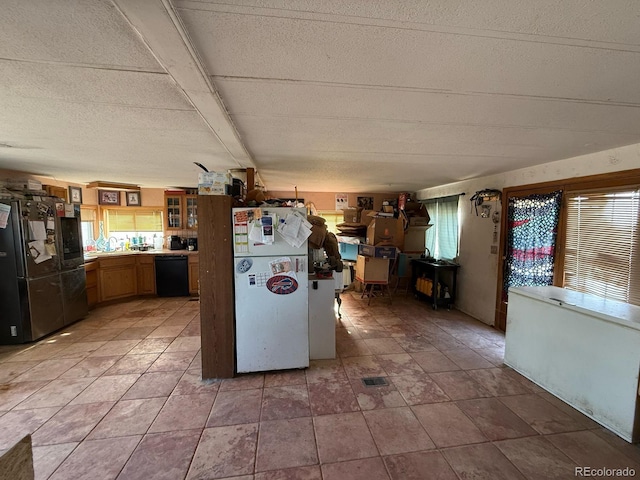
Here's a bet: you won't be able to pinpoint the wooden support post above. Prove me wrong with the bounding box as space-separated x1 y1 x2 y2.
198 195 235 379
246 167 255 191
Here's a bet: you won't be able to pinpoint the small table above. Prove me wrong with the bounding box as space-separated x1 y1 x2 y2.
411 259 459 310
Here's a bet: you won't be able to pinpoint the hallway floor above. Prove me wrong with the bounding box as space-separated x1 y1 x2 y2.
0 292 638 479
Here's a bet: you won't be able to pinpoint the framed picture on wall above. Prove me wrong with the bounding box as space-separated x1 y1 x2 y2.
98 190 120 205
68 186 83 204
126 191 141 206
357 196 374 210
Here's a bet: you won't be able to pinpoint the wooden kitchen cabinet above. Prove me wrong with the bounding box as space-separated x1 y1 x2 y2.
185 195 198 229
165 191 197 231
99 256 137 302
136 255 156 295
45 185 67 201
84 260 99 308
189 255 199 295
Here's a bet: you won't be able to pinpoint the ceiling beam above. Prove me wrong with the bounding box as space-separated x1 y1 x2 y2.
112 0 257 172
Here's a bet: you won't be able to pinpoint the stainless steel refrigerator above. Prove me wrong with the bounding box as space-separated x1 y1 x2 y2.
0 197 88 344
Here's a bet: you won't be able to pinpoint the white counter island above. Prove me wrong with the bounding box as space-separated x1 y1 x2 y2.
505 286 640 443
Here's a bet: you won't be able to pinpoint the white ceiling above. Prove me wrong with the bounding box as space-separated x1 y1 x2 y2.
1 0 639 192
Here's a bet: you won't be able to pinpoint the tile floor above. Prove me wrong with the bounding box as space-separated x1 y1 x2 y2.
0 292 639 479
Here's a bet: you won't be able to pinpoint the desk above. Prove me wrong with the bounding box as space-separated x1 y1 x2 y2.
411 260 459 310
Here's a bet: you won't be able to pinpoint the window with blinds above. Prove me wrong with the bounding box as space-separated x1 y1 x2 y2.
104 208 163 233
564 188 640 306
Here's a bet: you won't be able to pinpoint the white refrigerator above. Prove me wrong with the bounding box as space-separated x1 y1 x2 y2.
232 207 310 373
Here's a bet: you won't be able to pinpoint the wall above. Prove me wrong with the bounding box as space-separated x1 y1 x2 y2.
0 168 165 207
267 190 399 211
416 142 640 326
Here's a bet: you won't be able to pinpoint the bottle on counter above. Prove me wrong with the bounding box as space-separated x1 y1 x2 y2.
95 221 107 251
153 234 163 250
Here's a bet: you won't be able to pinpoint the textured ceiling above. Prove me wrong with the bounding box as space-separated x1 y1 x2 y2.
1 0 639 191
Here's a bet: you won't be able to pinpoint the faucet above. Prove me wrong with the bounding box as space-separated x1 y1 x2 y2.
107 236 118 252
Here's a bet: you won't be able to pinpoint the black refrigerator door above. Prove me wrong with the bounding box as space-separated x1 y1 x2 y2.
26 273 64 342
0 206 24 343
19 199 60 278
61 267 88 325
58 206 84 270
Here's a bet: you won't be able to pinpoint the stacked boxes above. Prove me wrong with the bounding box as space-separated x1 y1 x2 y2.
357 244 397 259
342 208 362 223
403 225 431 253
366 217 405 250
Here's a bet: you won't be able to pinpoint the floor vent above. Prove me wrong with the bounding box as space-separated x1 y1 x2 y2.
189 297 199 302
361 377 388 387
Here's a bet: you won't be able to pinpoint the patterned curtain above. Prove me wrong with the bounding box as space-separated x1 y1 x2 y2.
504 190 563 299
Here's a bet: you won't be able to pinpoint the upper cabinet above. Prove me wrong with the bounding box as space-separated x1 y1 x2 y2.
165 190 197 231
185 195 197 229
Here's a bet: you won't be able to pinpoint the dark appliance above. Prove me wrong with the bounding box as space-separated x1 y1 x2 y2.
0 198 88 344
226 178 245 197
187 238 198 251
169 235 185 250
154 255 189 297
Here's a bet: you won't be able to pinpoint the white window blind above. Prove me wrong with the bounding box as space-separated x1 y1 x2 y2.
105 209 163 233
316 211 342 235
564 188 640 306
80 207 96 222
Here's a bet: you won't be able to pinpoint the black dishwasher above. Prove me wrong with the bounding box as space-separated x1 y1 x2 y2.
155 255 189 297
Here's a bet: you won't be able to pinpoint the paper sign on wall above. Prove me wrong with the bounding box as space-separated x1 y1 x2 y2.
335 193 348 211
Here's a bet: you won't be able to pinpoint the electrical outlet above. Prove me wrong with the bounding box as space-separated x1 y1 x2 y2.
490 245 498 254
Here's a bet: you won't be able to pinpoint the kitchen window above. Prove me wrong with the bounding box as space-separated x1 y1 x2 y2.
80 206 97 248
316 211 342 235
104 208 163 242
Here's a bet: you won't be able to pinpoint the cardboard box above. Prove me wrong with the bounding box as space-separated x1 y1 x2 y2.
359 210 377 227
409 216 430 226
358 244 397 259
355 255 389 284
405 203 431 225
342 207 362 223
198 171 231 195
403 225 431 253
366 217 405 250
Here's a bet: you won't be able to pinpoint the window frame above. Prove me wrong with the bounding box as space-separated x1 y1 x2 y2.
422 195 460 261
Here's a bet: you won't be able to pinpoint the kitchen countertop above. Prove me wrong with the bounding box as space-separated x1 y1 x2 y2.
84 249 199 262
